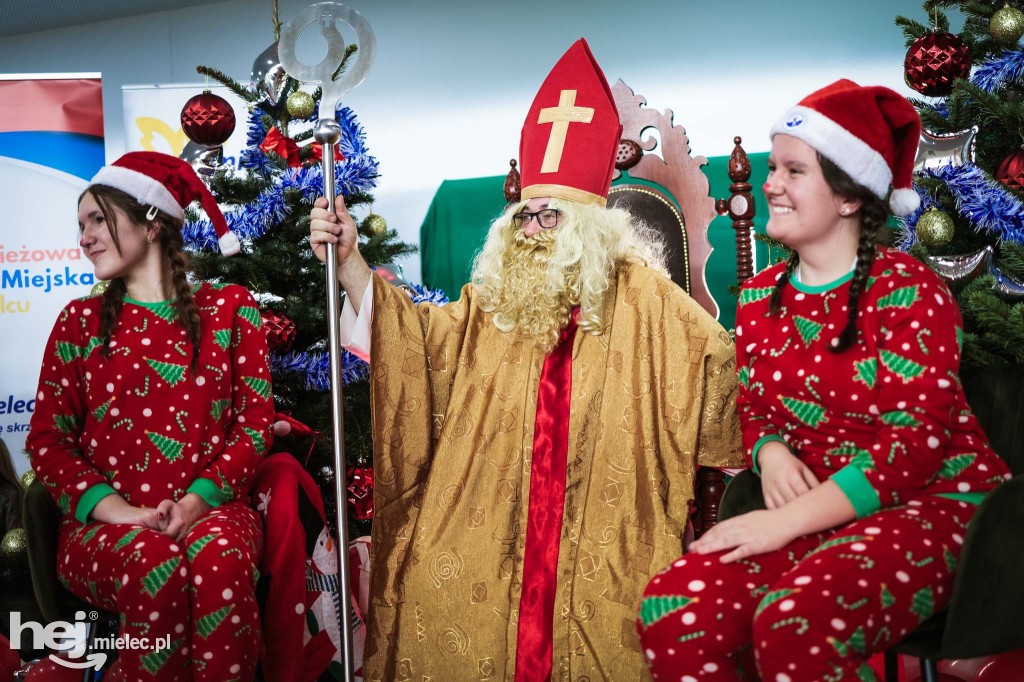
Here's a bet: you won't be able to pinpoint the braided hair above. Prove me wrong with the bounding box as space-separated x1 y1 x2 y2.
767 152 890 353
82 186 201 367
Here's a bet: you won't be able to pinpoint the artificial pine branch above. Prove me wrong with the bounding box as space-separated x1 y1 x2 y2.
999 241 1024 278
896 16 932 45
196 66 258 102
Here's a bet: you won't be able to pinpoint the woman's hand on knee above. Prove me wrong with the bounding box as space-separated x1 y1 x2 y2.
156 494 212 542
688 510 795 563
90 494 163 530
758 441 819 509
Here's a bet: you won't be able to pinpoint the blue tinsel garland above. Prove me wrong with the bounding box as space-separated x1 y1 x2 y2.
183 104 379 251
268 284 449 389
972 47 1024 93
901 164 1024 247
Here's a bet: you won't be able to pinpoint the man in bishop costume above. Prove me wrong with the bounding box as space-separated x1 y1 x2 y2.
309 38 743 682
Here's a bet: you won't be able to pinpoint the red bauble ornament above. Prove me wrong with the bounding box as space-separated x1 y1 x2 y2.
346 466 374 520
261 309 297 352
996 148 1024 191
973 650 1024 682
180 90 236 146
0 634 20 682
904 32 972 97
24 655 82 681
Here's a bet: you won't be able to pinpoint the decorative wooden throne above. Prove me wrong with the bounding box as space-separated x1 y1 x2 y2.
607 79 721 319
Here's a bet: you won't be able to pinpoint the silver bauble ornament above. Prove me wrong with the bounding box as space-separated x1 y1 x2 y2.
929 246 993 288
179 140 226 183
286 91 315 119
914 126 978 173
916 207 955 248
250 42 287 105
991 3 1024 45
988 261 1024 299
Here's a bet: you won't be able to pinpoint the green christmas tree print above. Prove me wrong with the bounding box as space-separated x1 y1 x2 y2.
141 556 182 597
852 358 877 389
638 594 696 629
114 528 145 551
140 638 183 674
147 301 178 323
876 285 920 310
243 426 266 453
196 604 234 639
147 431 185 463
92 397 114 423
187 533 218 562
738 365 750 388
938 453 976 480
53 413 81 434
739 287 774 306
911 586 934 622
879 411 922 428
210 398 230 420
146 358 188 387
213 329 232 351
780 396 828 428
754 588 796 618
794 316 824 345
236 306 261 329
243 376 271 400
881 584 895 609
879 350 926 383
57 491 71 514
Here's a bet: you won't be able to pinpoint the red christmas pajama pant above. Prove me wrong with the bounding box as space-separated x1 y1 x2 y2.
57 502 263 681
637 496 974 682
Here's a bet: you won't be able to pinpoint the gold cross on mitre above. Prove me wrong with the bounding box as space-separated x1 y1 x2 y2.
537 89 595 173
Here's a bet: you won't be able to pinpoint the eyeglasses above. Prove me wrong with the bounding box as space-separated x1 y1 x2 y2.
513 208 561 229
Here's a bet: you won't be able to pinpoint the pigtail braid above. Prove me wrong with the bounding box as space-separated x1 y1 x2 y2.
162 228 201 369
768 252 801 316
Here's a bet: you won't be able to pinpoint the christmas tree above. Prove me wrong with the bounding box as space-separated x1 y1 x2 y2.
179 15 447 536
895 1 1024 366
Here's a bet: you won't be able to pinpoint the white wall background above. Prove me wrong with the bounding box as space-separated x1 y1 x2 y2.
0 0 942 286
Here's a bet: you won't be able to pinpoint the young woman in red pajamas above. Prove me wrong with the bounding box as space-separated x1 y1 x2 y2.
26 152 274 681
636 81 1011 682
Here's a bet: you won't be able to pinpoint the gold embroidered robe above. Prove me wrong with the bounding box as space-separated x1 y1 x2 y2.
363 262 743 681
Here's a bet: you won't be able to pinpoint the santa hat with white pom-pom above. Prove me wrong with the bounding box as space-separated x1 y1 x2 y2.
90 151 240 256
770 79 922 217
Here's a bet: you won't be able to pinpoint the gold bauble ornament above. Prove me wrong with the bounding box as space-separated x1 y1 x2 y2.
1 528 27 558
916 207 955 249
90 280 109 296
19 469 35 488
991 3 1024 46
286 91 315 119
362 213 387 235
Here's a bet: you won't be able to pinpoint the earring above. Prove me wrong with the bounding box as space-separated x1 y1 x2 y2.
840 208 848 215
147 233 154 244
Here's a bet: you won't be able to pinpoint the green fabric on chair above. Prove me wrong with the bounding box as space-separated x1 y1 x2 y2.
22 478 95 623
717 469 764 522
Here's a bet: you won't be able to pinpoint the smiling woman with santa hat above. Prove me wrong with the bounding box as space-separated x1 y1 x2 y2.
636 80 1012 682
26 151 273 681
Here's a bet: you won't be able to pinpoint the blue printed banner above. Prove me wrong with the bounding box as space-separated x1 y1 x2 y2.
0 74 104 473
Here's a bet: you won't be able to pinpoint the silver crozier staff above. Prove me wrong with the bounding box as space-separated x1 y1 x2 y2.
278 4 375 681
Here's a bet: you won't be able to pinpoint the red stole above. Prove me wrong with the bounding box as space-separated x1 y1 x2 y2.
514 314 578 682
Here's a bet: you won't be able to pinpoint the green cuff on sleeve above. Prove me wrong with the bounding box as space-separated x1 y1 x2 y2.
751 434 788 476
831 465 882 519
187 478 231 508
75 483 118 523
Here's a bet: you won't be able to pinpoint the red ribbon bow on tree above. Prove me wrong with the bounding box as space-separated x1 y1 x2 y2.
260 127 344 168
260 127 301 166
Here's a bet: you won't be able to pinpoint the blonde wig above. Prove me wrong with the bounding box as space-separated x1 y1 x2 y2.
471 197 667 353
